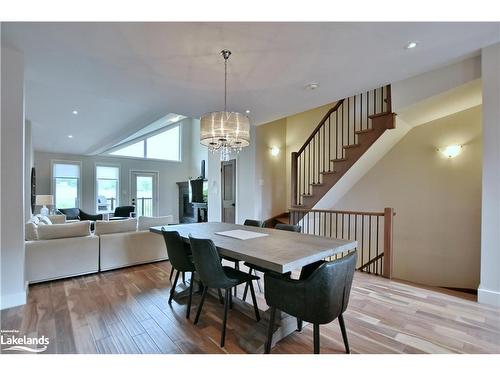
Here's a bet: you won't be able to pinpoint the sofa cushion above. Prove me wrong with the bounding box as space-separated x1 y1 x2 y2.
48 215 66 224
35 214 53 225
94 218 137 235
25 222 38 241
37 221 91 240
137 215 174 231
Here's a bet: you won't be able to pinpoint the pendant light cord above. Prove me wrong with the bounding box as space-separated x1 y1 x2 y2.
224 57 227 112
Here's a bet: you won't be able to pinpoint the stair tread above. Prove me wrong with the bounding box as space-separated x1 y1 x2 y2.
343 143 361 149
321 170 337 175
355 128 374 134
310 183 324 186
330 158 347 162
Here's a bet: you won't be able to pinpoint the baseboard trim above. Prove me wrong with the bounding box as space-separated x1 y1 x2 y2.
0 289 27 310
478 287 500 307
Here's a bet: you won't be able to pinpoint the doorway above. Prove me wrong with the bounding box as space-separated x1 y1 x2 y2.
130 171 158 217
221 159 236 223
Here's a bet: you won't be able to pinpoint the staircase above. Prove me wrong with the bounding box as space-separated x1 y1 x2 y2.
291 85 396 216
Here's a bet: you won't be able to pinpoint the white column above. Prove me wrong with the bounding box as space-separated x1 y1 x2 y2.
25 120 33 222
479 42 500 306
1 46 27 309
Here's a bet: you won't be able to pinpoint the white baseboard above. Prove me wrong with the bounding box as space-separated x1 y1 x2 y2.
478 287 500 307
0 289 27 310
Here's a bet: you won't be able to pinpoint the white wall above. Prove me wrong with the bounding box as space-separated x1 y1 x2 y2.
333 106 482 289
207 126 257 224
1 45 27 309
479 42 500 306
392 56 481 111
34 119 206 223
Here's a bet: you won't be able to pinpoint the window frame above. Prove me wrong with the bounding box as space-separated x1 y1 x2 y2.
51 160 82 209
95 163 121 213
106 123 182 162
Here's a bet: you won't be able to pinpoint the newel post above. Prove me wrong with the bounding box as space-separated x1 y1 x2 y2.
383 207 394 279
291 152 298 206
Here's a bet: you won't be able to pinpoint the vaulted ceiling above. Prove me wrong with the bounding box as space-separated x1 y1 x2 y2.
2 22 499 154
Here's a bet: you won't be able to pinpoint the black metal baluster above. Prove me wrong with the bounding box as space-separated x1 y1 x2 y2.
335 109 338 160
366 91 369 128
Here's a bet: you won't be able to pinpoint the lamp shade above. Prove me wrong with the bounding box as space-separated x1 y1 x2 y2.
200 111 250 150
35 195 54 206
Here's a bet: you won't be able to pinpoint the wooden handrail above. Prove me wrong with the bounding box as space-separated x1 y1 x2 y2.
291 85 393 208
383 207 394 279
290 207 397 217
296 99 344 155
290 207 395 279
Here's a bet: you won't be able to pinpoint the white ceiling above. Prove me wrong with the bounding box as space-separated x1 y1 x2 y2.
2 22 499 155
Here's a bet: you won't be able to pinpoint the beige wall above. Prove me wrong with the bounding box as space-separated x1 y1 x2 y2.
333 106 482 289
255 102 336 218
255 118 287 219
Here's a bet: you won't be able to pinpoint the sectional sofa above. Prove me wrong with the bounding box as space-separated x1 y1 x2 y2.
24 215 173 284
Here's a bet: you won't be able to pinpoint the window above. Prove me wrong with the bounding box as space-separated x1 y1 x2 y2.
52 162 80 209
146 125 180 160
107 124 181 161
96 165 120 212
109 141 144 158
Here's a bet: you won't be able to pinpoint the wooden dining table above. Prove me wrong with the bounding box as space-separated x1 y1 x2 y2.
150 222 357 353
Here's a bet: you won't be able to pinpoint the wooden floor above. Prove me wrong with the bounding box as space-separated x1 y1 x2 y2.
1 261 500 354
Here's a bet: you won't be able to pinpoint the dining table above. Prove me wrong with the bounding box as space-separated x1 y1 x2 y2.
150 221 357 353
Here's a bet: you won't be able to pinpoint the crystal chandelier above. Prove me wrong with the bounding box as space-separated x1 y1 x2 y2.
200 50 250 161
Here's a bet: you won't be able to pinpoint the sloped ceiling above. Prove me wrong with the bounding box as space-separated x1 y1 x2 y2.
2 22 499 154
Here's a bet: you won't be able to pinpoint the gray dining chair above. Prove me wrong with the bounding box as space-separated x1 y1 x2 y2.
161 229 196 319
275 223 302 232
243 219 263 227
242 221 299 301
264 251 357 354
189 235 261 347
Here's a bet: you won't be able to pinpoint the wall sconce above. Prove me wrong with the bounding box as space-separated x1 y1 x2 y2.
439 144 462 158
270 147 280 157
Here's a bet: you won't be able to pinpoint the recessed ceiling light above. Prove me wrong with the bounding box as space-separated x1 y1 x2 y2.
406 42 418 49
72 110 78 115
245 110 251 114
306 82 320 90
67 135 73 139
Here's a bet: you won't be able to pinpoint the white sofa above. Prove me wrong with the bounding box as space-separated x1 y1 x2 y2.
97 216 173 271
25 220 99 283
24 215 174 283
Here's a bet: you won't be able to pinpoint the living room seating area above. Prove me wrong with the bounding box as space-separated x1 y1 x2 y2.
24 214 174 283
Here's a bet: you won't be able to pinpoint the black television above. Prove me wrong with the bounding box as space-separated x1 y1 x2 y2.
190 178 208 203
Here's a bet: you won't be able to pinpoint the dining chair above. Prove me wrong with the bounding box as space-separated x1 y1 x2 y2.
161 229 197 319
264 251 357 354
242 221 300 301
189 235 261 347
274 223 302 232
243 219 263 227
220 219 262 296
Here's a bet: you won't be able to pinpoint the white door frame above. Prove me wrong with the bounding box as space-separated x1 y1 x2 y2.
129 170 159 216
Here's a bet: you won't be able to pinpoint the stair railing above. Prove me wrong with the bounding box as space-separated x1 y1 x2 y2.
289 207 395 278
291 85 392 206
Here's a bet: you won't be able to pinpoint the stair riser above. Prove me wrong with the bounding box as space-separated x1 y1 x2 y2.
298 112 396 208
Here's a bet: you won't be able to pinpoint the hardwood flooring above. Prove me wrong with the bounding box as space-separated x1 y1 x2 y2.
1 261 499 354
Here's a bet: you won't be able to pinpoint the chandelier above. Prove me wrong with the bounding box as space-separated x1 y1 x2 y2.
200 50 250 161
